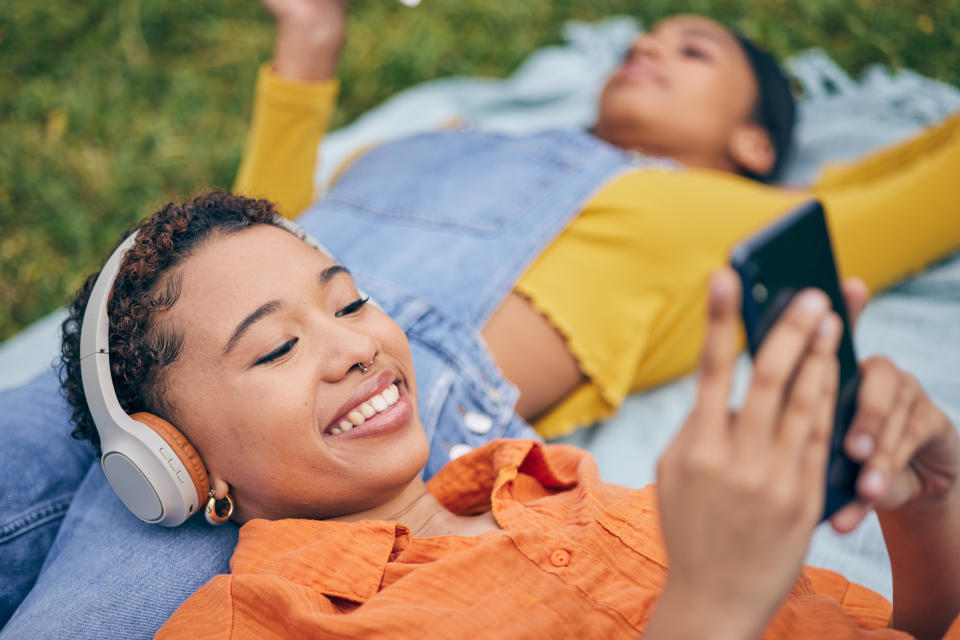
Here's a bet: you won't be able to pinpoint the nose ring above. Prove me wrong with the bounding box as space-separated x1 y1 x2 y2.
357 358 374 373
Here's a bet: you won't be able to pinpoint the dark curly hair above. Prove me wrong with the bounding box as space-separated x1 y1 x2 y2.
60 191 282 453
733 32 797 183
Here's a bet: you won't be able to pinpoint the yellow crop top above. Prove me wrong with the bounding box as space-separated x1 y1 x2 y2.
236 65 960 439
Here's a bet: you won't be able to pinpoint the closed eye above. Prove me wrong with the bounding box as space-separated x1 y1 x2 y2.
335 297 369 318
682 45 710 60
255 338 298 366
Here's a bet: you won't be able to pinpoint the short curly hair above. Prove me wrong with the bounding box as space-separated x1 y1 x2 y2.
60 191 282 453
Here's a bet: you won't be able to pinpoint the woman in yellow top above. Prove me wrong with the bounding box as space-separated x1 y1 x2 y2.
240 0 960 439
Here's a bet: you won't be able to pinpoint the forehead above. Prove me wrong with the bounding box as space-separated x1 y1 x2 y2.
650 15 742 51
162 225 336 337
182 224 329 284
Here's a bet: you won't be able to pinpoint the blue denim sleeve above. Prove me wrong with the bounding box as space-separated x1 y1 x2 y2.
1 464 238 639
0 369 94 628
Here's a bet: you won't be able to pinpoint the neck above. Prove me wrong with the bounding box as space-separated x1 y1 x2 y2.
592 124 739 174
332 477 498 538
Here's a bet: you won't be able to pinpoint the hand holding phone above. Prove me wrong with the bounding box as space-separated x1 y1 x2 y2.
731 200 860 520
654 268 848 639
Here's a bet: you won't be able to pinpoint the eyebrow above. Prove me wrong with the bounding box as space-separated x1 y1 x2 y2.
222 265 350 355
681 27 731 48
319 264 349 286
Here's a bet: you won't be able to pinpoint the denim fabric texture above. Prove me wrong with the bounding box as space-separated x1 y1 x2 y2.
0 128 640 638
0 371 95 627
302 128 638 328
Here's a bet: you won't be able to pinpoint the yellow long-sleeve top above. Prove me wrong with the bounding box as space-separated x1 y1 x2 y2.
236 65 960 439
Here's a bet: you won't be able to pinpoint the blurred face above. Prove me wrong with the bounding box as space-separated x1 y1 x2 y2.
157 224 428 523
595 15 763 173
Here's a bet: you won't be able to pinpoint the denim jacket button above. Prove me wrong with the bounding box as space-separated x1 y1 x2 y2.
463 411 493 435
448 444 474 460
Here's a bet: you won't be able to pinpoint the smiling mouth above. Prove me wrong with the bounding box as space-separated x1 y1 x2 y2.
326 383 401 435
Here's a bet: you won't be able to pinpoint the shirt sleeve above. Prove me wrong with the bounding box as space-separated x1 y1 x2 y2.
813 110 960 292
804 566 892 631
233 64 339 219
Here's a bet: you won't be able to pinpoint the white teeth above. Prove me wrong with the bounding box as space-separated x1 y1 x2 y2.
384 384 399 403
328 383 403 435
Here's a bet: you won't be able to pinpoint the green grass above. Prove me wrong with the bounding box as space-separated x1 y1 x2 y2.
2 0 958 341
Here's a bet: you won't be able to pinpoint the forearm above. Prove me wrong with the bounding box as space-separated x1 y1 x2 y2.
880 484 960 640
643 582 773 640
234 8 343 218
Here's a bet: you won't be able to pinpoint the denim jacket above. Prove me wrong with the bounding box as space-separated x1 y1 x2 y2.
1 128 643 638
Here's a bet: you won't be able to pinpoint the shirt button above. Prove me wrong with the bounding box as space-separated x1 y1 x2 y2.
463 411 493 435
549 549 571 567
449 443 473 460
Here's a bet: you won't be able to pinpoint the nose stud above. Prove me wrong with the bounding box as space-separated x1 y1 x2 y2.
357 358 374 373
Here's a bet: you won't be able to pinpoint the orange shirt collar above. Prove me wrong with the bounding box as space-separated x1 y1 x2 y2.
232 518 410 603
230 439 584 603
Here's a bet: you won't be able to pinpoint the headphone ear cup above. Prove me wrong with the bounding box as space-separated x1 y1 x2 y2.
130 412 210 509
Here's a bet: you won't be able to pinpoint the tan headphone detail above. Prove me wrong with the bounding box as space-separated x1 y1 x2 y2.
129 412 210 509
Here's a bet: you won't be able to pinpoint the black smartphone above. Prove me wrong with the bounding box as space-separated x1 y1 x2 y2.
730 200 860 521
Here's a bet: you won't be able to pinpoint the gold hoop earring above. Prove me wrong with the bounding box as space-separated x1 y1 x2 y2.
204 488 234 526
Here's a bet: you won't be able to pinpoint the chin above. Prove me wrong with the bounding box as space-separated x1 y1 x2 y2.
597 93 655 139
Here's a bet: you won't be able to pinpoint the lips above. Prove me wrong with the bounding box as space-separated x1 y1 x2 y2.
327 383 400 434
323 370 409 437
615 57 667 86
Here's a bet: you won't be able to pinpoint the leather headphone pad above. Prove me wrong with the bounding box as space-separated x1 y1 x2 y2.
130 411 210 508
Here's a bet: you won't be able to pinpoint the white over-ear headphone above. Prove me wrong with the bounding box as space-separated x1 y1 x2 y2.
79 216 339 526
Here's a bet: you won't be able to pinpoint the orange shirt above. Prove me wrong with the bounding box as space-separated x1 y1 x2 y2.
157 441 960 639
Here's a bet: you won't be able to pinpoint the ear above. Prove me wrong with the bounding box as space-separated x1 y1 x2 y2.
211 476 231 500
728 123 775 177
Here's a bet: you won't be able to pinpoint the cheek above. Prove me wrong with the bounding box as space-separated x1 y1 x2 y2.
173 363 317 473
650 72 745 144
683 68 755 124
375 313 417 386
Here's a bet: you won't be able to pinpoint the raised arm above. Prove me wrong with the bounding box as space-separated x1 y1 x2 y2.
233 0 346 217
814 111 960 293
263 0 345 81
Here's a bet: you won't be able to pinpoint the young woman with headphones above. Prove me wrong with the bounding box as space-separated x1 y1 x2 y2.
62 191 960 639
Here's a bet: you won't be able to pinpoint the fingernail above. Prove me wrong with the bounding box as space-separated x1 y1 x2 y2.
860 469 884 495
849 434 874 458
799 290 829 314
711 274 730 300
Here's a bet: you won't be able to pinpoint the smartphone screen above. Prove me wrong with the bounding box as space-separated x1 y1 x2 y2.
731 200 860 520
